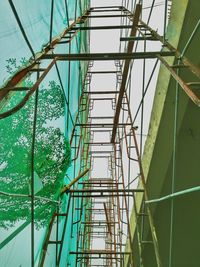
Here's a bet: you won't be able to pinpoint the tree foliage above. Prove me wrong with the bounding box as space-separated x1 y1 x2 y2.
0 59 71 229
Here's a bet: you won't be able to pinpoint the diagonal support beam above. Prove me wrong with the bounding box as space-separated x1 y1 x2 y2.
111 4 142 143
103 203 112 235
61 168 90 194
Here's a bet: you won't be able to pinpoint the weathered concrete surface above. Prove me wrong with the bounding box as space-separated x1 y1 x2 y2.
125 0 200 266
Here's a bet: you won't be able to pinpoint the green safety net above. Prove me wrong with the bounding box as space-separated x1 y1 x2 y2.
0 1 89 266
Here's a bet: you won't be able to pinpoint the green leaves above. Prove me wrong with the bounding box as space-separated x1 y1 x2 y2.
0 58 71 229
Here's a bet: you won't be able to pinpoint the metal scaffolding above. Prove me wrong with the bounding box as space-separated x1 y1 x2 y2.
1 1 200 267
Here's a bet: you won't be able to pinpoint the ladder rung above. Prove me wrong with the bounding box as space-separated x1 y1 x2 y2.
129 158 138 162
55 213 68 216
187 82 200 87
58 40 70 44
48 240 62 244
31 68 46 72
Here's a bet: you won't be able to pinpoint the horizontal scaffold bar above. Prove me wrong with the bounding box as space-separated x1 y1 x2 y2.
83 90 120 94
70 251 131 255
83 14 132 18
89 9 123 12
90 6 123 9
68 189 144 193
87 71 119 74
120 36 161 41
75 123 132 128
81 221 118 225
41 51 175 61
75 256 125 260
70 25 138 30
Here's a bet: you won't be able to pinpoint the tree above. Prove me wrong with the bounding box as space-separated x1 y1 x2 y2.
0 59 71 229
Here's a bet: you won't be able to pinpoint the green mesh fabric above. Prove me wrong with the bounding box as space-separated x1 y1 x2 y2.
0 0 89 266
0 75 71 229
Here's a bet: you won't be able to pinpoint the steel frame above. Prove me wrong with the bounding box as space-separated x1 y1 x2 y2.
1 2 200 267
1 5 200 119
